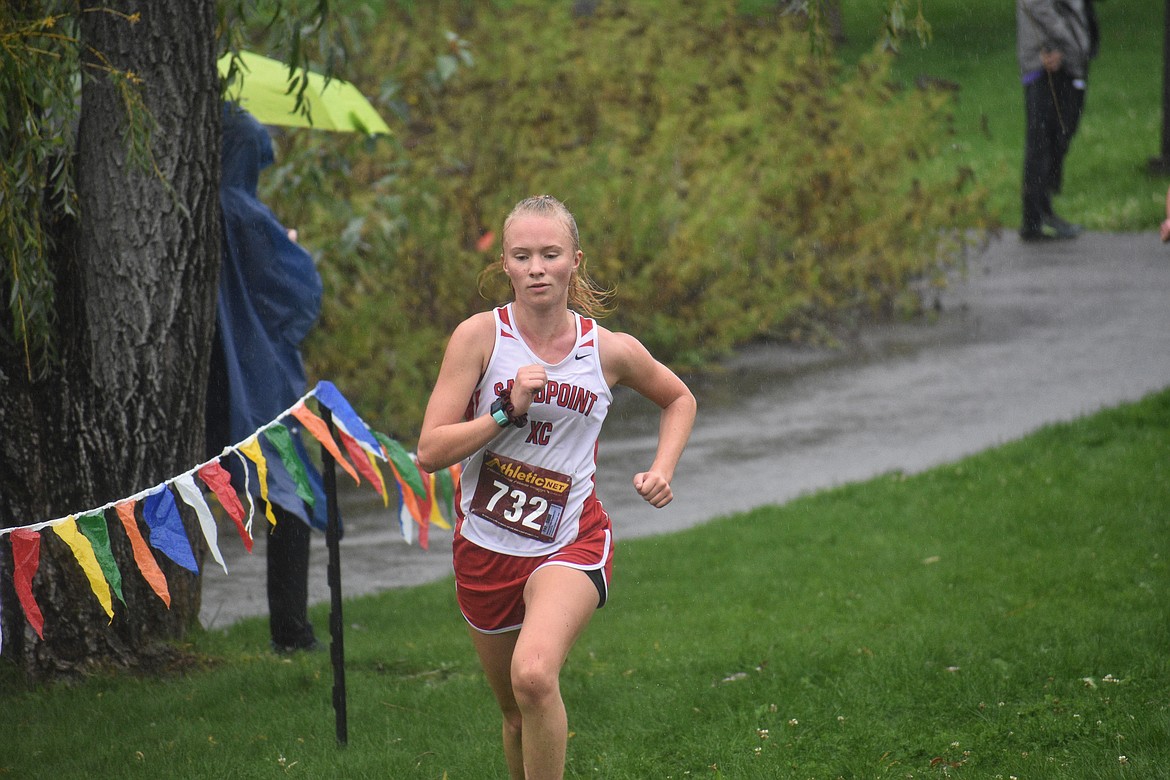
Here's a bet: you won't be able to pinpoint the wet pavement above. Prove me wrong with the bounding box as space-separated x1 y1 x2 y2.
199 231 1170 630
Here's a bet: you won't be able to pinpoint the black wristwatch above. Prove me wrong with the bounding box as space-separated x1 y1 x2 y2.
491 391 527 428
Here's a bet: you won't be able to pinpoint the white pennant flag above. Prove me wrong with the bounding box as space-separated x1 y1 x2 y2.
174 473 228 575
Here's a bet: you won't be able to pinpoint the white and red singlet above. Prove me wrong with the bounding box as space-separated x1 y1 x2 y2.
457 303 613 557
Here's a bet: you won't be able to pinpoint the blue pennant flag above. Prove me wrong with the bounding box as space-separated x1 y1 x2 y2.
313 380 382 454
143 487 200 573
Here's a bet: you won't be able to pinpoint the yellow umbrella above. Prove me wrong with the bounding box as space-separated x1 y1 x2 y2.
218 50 390 135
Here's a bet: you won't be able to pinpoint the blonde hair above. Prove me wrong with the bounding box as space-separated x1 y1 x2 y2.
478 195 614 318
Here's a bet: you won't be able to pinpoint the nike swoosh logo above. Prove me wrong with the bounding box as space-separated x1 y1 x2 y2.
574 352 590 360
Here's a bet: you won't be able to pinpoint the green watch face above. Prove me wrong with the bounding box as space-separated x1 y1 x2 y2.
491 404 510 426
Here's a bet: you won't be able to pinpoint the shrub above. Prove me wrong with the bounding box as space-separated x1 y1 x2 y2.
269 1 991 439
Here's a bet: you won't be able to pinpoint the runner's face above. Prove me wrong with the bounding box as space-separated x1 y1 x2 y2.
502 214 581 306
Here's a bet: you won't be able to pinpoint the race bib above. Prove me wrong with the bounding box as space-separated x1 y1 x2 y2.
469 450 573 542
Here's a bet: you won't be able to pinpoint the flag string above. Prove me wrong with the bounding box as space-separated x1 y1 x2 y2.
0 381 455 649
0 381 413 538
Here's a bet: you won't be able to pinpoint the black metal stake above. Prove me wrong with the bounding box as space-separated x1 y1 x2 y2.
1162 0 1170 164
1151 0 1170 173
320 408 348 746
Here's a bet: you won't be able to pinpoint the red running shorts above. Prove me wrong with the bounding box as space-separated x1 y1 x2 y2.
453 497 614 633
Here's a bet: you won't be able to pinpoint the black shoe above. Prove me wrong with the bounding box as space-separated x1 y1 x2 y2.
1020 220 1076 242
1020 226 1056 242
271 636 322 654
1042 213 1081 238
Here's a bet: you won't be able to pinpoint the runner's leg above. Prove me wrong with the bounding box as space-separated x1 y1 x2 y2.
468 627 525 780
512 564 599 780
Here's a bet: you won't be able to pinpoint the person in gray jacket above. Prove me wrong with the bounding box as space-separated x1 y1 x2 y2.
1017 0 1099 241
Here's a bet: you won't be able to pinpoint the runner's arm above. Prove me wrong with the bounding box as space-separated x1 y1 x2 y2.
602 330 697 508
416 314 507 472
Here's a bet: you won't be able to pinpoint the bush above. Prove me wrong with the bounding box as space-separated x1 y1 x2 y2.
268 1 991 439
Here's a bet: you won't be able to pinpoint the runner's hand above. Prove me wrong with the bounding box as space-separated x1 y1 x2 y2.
511 364 546 416
634 471 673 508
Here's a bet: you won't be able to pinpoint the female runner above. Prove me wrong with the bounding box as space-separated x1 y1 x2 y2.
417 195 696 779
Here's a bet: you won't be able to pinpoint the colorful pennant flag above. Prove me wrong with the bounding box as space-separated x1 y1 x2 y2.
51 517 114 621
291 401 359 484
315 380 383 454
424 471 451 531
433 467 456 530
10 529 44 639
197 461 252 553
0 380 459 642
143 487 200 574
263 422 316 508
362 449 389 506
76 511 125 607
238 436 277 527
173 474 228 575
375 431 427 498
115 501 170 608
413 461 431 550
396 492 415 546
337 429 382 494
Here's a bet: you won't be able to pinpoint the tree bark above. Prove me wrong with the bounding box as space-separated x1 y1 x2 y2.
0 0 221 679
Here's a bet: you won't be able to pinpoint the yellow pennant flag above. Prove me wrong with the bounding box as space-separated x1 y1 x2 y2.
426 471 452 530
363 450 390 508
239 436 278 527
52 517 114 621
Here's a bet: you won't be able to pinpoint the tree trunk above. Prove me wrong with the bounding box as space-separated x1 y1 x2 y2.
0 0 221 680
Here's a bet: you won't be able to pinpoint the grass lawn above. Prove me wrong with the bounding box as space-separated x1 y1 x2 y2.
2 388 1167 778
839 0 1169 233
2 5 1167 777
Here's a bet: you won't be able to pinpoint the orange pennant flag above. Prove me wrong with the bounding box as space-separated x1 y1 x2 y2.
413 460 431 550
290 402 360 485
115 501 170 608
387 458 424 526
414 461 433 517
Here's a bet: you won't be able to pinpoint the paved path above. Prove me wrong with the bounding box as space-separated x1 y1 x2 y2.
199 231 1170 630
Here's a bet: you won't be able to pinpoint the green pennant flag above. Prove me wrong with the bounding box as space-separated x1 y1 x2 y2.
263 422 316 507
373 431 426 499
77 511 125 606
435 467 455 519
